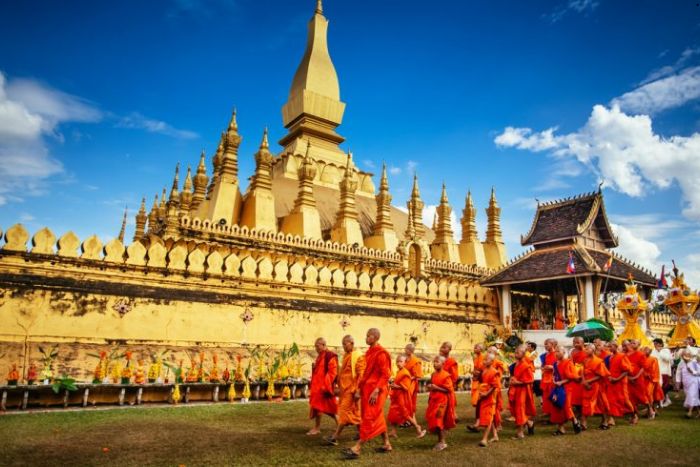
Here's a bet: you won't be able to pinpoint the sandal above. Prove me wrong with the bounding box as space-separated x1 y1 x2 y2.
467 425 479 433
478 440 488 447
527 423 535 436
433 442 448 451
417 429 427 439
552 430 565 436
342 449 359 460
374 446 393 453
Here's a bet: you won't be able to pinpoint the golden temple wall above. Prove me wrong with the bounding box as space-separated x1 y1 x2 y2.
0 224 498 383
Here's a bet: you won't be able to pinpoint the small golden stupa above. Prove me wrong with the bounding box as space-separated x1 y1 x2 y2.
663 266 700 347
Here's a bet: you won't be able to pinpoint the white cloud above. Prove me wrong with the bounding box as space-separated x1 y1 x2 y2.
389 166 401 175
361 159 376 170
547 0 600 23
406 160 418 173
641 46 700 84
495 104 700 221
613 66 700 115
422 204 461 241
610 222 661 271
117 112 198 139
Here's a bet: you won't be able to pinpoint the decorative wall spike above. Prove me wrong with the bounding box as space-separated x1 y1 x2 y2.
147 242 166 268
31 227 56 254
168 245 188 271
103 239 126 263
125 241 147 266
57 231 80 257
205 251 223 275
81 235 103 260
3 224 29 252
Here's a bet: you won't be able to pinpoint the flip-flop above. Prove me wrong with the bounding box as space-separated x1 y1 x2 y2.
342 450 359 460
374 446 393 453
467 425 479 433
511 435 525 440
552 430 565 436
417 429 427 439
478 441 488 447
527 423 535 436
433 443 448 451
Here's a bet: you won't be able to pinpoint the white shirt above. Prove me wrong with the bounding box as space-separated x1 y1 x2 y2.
675 346 699 360
652 347 673 376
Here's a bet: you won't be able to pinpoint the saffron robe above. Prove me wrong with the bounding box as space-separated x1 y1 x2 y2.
643 355 664 403
443 357 459 420
541 351 557 415
358 344 392 441
492 358 506 426
309 350 338 417
388 368 413 425
550 359 577 424
478 367 499 427
627 350 651 406
569 349 586 407
582 355 609 416
426 369 457 432
337 351 365 426
605 353 634 417
404 355 423 415
470 353 485 407
508 359 536 426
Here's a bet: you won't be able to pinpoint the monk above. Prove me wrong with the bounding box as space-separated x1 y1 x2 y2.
540 338 558 419
467 344 485 432
594 338 611 359
487 346 507 430
426 355 456 451
569 337 586 415
343 328 392 459
404 343 423 418
508 345 536 439
476 354 500 447
388 355 426 438
307 337 338 435
642 346 664 411
326 335 365 445
550 346 582 435
440 341 459 422
594 345 611 426
626 339 654 423
581 343 609 430
604 341 633 427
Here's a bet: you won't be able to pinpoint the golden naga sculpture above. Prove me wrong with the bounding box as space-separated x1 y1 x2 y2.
663 267 700 347
616 278 652 346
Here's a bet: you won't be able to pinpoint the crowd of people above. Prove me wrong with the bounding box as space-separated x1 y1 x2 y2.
305 329 700 459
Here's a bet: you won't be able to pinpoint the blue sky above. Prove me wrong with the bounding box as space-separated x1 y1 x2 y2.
1 0 699 281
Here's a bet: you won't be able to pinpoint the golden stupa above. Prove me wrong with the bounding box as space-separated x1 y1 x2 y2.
663 268 700 347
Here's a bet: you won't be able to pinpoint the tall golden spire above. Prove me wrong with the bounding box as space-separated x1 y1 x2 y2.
169 163 180 206
279 0 346 165
207 133 225 198
134 197 147 241
221 109 241 181
240 128 278 232
148 194 159 232
366 163 398 251
118 206 128 243
485 187 502 243
433 183 454 243
192 150 208 210
407 174 425 239
331 152 363 245
280 142 322 239
159 188 167 218
180 166 193 212
461 190 478 242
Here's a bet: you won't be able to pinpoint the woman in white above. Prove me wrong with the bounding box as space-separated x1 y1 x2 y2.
674 349 700 418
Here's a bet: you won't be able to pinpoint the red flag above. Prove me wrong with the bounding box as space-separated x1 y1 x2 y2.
604 255 613 272
657 265 668 289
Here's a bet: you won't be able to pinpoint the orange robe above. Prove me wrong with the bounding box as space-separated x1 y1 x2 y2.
388 368 413 425
443 357 459 420
582 356 609 416
337 352 366 426
404 355 423 415
358 344 392 441
508 359 536 426
492 358 506 426
644 355 664 403
541 351 557 415
569 349 586 407
309 350 338 417
627 350 650 406
478 367 499 427
426 369 456 432
606 353 634 417
550 358 577 424
470 353 485 407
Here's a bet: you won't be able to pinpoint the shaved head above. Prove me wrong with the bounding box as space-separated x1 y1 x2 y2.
368 328 381 339
342 335 354 344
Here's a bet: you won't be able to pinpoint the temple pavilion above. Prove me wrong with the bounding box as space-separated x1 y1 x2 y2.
481 190 657 335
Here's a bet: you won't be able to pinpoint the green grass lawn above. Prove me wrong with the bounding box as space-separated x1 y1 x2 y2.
1 392 699 466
